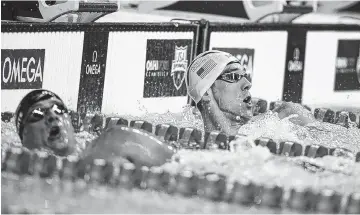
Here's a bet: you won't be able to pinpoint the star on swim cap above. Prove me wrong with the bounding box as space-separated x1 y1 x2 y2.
185 50 240 103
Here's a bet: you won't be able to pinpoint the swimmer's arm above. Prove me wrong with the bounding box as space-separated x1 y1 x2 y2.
272 102 316 126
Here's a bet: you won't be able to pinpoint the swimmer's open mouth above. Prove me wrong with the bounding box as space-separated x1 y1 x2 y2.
243 96 253 109
48 126 61 140
243 96 252 104
47 125 72 155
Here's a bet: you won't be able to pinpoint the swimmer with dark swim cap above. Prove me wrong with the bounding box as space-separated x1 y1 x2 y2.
15 89 77 156
15 89 175 167
186 50 317 136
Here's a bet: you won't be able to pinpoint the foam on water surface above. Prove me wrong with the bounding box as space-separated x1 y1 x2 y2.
118 105 360 153
237 111 360 153
162 147 360 194
2 105 360 196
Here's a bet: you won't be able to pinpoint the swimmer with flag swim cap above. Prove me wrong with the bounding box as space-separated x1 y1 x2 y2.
186 50 317 136
15 89 175 167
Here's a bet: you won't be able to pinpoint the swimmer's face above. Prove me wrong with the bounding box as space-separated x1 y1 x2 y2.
211 62 253 125
21 98 76 156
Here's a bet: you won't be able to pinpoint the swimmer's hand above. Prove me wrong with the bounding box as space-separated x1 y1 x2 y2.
272 102 316 126
81 126 175 168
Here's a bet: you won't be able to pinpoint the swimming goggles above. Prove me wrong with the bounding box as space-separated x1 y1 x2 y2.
25 103 68 123
217 72 250 83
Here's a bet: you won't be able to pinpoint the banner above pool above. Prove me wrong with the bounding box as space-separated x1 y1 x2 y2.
1 31 84 113
206 23 360 109
1 22 360 115
1 23 197 115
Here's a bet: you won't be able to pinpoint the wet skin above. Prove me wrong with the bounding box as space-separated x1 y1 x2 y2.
80 126 175 168
211 63 253 126
21 98 76 156
272 102 317 126
20 85 312 167
21 99 175 167
200 63 316 135
198 62 253 135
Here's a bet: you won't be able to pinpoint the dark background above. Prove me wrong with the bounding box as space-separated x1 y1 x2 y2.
334 40 360 91
143 39 192 98
77 31 109 114
1 49 45 89
282 30 307 103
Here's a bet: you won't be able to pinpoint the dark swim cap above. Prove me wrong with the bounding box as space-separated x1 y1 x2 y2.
15 89 65 140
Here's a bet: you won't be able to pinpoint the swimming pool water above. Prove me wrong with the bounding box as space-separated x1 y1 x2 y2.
2 105 360 213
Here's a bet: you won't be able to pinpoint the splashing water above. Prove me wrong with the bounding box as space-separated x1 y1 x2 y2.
161 148 360 194
2 105 360 195
237 111 360 153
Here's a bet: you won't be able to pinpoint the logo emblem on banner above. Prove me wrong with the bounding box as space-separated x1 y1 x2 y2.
143 39 191 98
1 49 45 90
288 47 303 72
293 48 300 60
171 46 188 90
